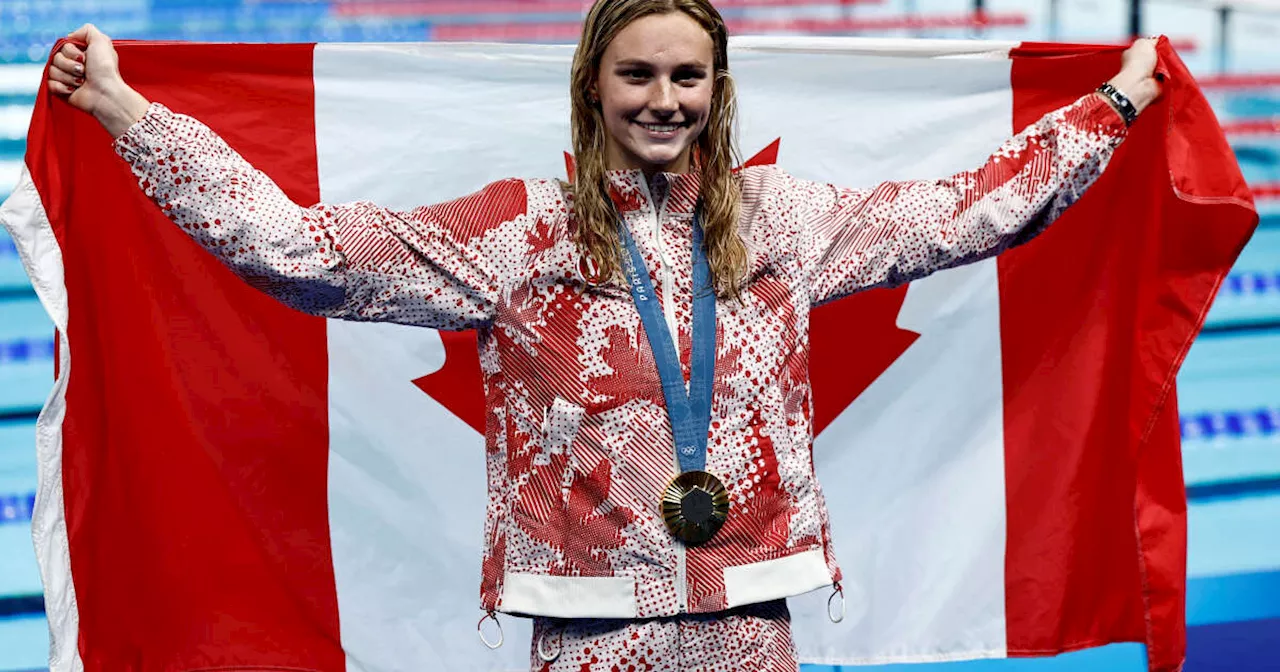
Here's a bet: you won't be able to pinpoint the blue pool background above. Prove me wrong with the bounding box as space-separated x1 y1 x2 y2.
1 1 1278 670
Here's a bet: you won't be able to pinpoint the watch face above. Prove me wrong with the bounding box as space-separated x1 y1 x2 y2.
1097 84 1135 124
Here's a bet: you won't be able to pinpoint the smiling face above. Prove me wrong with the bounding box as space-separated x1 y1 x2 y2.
593 11 716 176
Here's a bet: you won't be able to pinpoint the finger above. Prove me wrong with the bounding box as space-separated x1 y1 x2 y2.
59 42 85 64
46 79 76 97
48 64 82 88
52 52 84 78
66 24 95 46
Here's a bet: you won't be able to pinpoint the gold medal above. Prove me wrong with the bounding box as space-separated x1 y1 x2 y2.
661 470 730 546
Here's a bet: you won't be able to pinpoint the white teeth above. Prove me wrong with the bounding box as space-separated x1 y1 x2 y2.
639 122 680 133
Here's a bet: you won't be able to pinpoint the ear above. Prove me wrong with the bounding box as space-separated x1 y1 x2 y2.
587 72 600 104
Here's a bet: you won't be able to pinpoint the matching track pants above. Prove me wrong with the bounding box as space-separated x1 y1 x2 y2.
529 599 799 672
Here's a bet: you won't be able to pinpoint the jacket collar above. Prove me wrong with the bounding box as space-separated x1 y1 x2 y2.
605 170 701 217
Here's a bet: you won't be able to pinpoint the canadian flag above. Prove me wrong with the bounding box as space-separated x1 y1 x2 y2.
0 36 1256 672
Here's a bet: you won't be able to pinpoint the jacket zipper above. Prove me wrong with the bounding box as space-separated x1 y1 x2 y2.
636 175 688 612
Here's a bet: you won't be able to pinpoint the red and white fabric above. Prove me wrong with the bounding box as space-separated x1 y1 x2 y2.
0 36 1256 672
112 84 1124 620
528 599 797 671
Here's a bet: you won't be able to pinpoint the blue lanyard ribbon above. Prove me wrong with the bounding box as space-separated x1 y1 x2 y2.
617 208 716 474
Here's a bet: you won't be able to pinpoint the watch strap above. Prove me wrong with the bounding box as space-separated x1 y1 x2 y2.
1096 82 1138 127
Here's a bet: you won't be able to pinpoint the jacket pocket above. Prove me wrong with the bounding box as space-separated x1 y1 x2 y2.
542 396 585 456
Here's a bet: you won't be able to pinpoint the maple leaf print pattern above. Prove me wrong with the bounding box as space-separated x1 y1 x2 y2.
114 93 1127 618
515 456 636 576
530 598 798 671
585 324 665 414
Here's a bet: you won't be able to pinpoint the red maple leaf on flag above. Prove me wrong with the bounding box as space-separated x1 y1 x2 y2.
412 330 486 432
417 140 921 437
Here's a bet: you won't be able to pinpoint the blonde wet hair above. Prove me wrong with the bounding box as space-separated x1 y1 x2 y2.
569 0 747 298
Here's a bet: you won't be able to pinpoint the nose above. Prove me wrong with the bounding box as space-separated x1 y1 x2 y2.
650 80 678 117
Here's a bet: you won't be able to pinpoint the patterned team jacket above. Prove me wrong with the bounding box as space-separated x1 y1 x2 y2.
113 93 1127 619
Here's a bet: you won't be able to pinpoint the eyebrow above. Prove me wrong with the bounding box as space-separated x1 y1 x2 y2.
613 59 709 69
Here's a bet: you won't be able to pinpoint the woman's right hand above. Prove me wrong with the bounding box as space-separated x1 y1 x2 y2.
47 24 151 139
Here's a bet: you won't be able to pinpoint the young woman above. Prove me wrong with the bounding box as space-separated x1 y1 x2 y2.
49 1 1161 669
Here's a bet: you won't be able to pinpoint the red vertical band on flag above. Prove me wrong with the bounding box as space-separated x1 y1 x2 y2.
1002 42 1149 660
1002 40 1256 671
28 43 344 670
1136 387 1188 672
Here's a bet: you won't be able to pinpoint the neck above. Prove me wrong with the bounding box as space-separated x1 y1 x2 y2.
605 146 693 180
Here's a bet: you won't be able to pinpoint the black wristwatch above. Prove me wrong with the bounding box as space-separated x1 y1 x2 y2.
1096 82 1138 127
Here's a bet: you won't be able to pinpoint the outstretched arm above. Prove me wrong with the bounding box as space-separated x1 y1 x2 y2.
49 25 519 330
801 39 1162 306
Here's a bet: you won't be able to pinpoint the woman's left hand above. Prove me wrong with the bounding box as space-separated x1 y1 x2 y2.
1103 37 1163 116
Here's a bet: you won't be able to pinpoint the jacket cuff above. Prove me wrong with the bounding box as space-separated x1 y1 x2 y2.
1081 91 1130 140
112 102 179 165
